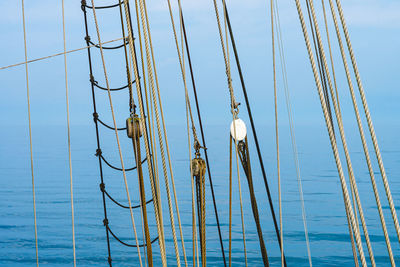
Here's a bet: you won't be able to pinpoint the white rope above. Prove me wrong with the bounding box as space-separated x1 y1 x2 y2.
89 2 143 266
61 1 76 266
21 1 39 266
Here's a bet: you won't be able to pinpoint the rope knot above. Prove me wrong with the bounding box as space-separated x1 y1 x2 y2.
107 257 112 264
95 148 102 157
99 182 105 192
93 112 98 121
84 35 90 42
103 218 109 226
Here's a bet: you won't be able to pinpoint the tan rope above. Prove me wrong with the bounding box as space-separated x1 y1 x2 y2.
122 1 168 264
306 0 377 265
270 1 283 266
334 0 400 246
89 2 143 266
139 1 189 264
228 135 233 267
134 0 186 265
272 1 312 265
294 1 367 266
61 1 76 266
21 1 39 266
327 0 395 263
0 38 123 71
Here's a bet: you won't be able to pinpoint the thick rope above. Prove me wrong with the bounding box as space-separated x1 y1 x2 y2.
0 38 123 71
293 1 367 266
21 1 39 266
122 1 168 264
270 1 283 266
272 1 312 265
305 0 376 265
89 2 143 266
139 1 189 264
327 0 395 263
134 0 186 265
61 1 76 266
334 0 400 246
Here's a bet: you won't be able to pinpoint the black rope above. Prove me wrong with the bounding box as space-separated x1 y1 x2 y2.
90 74 137 92
87 37 130 50
93 113 126 131
105 220 159 248
222 3 287 265
83 0 124 10
180 12 227 267
95 149 147 172
100 183 154 209
82 2 113 265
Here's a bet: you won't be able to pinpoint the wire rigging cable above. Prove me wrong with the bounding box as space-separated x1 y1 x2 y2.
269 1 283 266
21 1 39 266
272 0 312 264
61 1 76 266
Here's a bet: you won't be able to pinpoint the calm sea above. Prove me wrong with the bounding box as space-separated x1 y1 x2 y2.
1 122 399 266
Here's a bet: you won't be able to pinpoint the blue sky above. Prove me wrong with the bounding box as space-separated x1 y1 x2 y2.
0 0 399 128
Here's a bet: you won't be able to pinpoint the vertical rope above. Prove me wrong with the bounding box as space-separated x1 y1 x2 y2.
21 1 39 266
270 1 283 266
61 1 76 266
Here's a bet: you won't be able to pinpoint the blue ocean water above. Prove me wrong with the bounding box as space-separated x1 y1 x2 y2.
0 122 399 266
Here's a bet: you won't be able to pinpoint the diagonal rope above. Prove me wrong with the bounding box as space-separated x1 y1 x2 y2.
293 1 367 266
61 1 76 266
272 1 312 265
21 1 39 266
305 0 377 265
334 0 400 246
327 0 395 263
89 2 143 266
0 38 123 71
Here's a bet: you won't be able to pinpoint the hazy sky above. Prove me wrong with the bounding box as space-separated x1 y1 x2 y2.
0 0 399 128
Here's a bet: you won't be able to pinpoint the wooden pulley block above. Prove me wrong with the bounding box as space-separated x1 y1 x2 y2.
126 115 142 138
191 157 206 177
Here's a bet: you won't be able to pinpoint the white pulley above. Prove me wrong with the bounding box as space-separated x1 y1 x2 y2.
230 118 247 141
